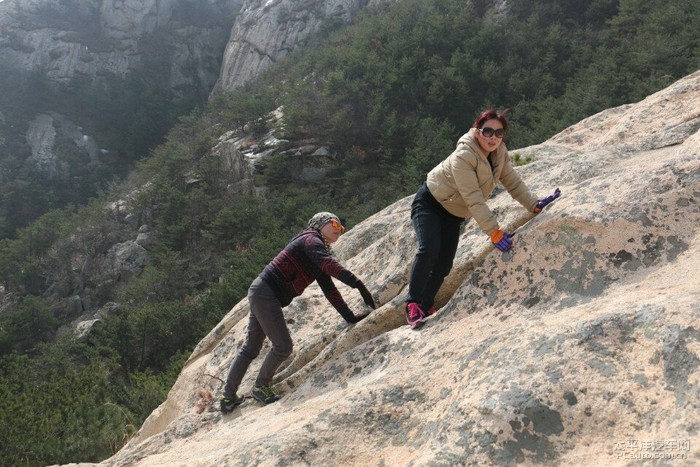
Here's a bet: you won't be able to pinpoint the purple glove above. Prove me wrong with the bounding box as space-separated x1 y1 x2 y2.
490 229 513 252
534 188 561 213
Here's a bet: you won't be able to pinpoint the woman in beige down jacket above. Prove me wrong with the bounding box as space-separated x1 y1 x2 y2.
405 109 560 328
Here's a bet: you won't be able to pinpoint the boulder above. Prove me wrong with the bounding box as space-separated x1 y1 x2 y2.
74 318 102 340
102 240 150 282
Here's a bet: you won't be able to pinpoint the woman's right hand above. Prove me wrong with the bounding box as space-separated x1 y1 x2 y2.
491 229 513 252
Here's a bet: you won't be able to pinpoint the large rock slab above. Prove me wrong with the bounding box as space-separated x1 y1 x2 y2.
86 70 700 466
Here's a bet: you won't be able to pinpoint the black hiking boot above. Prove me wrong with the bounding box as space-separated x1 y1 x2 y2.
220 394 245 414
252 384 281 404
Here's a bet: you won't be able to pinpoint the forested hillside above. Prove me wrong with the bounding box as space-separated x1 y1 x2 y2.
1 0 699 464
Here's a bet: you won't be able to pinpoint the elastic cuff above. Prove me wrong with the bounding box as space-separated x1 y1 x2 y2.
490 229 505 243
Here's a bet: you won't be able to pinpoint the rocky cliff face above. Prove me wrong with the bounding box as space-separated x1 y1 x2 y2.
0 0 244 188
211 0 398 95
71 71 700 466
0 0 242 94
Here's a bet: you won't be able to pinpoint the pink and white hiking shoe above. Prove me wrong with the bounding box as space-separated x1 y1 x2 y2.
406 302 426 329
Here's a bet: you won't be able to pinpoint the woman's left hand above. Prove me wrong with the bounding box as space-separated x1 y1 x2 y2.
534 188 561 213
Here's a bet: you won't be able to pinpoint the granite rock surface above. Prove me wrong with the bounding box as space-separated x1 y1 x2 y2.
78 70 700 466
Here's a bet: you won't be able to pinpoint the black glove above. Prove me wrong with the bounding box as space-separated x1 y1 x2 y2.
355 281 376 309
345 312 370 324
338 305 364 324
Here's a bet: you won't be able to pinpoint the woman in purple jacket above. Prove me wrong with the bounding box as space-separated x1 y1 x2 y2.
221 212 376 412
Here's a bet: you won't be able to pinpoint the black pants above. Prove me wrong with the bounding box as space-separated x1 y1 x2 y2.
407 183 463 310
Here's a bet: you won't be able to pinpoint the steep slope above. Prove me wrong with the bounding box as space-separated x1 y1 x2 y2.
86 70 699 466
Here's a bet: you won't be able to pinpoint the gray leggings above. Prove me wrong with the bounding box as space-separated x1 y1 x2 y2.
223 277 293 397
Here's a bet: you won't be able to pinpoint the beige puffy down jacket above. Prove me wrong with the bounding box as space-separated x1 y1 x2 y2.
426 128 538 235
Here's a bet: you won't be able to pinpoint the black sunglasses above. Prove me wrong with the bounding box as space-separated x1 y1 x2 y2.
479 127 506 138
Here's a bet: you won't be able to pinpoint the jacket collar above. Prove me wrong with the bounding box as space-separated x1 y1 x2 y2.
459 128 505 162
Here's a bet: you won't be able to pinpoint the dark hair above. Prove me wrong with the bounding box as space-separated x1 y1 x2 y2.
473 108 510 134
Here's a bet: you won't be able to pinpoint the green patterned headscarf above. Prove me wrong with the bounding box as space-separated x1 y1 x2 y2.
308 212 340 231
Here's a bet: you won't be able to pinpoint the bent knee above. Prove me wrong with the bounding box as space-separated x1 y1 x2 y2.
416 246 440 264
274 340 293 359
434 259 455 277
239 346 261 360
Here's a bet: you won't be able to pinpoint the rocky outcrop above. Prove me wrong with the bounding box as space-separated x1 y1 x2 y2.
101 240 150 282
25 113 59 175
80 71 700 466
25 112 100 178
0 0 243 94
40 213 156 331
204 107 342 195
211 0 398 95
